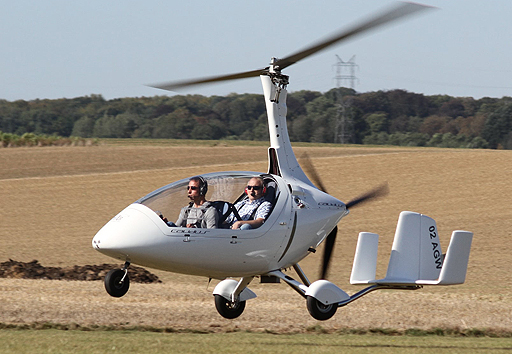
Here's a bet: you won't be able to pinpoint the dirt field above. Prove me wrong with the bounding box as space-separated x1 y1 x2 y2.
0 142 511 332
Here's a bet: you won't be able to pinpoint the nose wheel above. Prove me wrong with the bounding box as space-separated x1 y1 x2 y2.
104 262 130 297
214 295 246 319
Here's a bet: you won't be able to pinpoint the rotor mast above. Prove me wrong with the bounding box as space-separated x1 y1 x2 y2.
262 64 313 186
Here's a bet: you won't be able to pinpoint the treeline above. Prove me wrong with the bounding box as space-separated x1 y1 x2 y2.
1 89 511 149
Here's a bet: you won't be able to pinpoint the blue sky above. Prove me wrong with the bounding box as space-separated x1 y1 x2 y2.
2 1 512 101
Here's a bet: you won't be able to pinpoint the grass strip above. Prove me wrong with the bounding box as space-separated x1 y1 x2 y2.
1 322 512 338
1 328 511 354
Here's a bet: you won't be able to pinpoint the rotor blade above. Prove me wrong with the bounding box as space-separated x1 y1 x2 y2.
275 2 434 70
148 67 268 92
300 152 328 193
321 226 338 280
149 2 433 92
345 183 389 209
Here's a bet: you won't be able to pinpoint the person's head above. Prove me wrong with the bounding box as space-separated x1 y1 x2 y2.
245 177 266 201
187 176 208 201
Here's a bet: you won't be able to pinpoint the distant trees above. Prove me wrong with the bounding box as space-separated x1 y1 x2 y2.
481 100 512 149
1 89 512 149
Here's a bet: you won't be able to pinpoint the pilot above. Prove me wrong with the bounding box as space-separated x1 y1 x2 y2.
228 176 272 230
165 176 219 228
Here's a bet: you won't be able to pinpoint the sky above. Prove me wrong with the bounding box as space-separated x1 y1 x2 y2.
2 1 512 101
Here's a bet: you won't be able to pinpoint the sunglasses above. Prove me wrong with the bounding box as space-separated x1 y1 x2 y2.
187 186 199 190
246 185 262 191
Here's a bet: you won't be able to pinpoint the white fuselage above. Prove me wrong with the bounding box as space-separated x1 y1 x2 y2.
92 172 347 278
92 75 348 279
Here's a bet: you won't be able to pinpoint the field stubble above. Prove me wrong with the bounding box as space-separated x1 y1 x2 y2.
0 142 511 332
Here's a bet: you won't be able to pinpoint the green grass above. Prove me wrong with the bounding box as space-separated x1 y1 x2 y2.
1 328 511 354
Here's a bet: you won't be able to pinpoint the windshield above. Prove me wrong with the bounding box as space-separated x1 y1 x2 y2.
136 171 275 223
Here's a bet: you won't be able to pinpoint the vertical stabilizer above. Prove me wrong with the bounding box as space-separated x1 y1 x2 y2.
435 231 473 284
384 211 442 282
350 232 379 284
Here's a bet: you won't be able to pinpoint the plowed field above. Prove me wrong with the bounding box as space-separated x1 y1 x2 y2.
0 141 511 332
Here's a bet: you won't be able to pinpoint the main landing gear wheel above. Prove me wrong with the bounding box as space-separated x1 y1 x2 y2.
104 269 130 297
214 294 246 319
306 296 337 321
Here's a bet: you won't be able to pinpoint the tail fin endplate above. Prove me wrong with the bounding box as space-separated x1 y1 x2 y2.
350 211 472 286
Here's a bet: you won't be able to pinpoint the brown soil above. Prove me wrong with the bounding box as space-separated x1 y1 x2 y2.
0 259 160 283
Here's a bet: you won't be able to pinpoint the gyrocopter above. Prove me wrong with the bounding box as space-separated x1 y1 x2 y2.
92 2 473 320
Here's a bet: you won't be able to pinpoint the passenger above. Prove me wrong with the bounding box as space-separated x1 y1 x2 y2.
227 177 272 230
164 176 219 228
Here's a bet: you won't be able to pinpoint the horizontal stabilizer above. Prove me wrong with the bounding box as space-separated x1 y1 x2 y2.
350 212 472 286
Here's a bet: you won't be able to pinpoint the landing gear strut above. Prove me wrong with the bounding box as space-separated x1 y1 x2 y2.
104 261 130 297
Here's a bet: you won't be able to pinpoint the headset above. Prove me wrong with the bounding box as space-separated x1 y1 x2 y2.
190 176 208 196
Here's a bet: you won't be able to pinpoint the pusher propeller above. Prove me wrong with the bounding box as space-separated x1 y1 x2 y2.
345 183 389 209
321 226 338 280
301 152 389 206
300 152 329 193
319 183 389 279
149 2 433 92
301 154 389 279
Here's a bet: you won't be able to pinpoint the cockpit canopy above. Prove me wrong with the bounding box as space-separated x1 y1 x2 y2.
137 171 279 224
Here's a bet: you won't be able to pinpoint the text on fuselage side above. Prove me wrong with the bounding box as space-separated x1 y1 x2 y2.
317 202 344 208
170 229 208 235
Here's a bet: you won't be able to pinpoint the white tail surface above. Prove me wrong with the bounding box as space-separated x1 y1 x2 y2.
384 211 442 282
350 232 379 284
350 211 473 286
420 230 473 285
